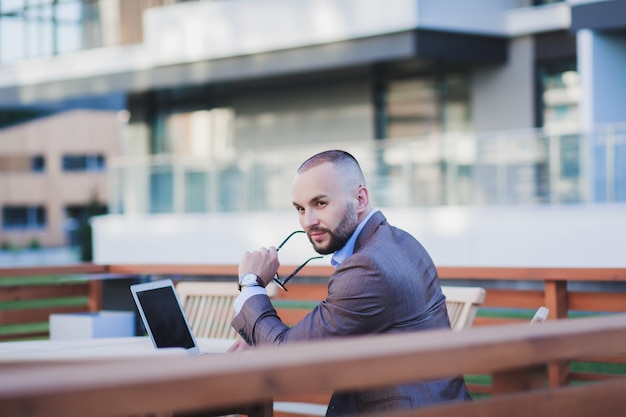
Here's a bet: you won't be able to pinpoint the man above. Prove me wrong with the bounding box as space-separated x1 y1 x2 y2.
230 150 471 415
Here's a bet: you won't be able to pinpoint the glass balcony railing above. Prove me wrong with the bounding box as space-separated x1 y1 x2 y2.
108 124 626 215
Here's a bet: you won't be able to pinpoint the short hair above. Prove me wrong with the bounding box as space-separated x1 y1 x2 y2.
297 150 366 188
297 150 358 173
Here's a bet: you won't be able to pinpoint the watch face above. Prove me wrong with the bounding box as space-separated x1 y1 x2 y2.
241 273 258 285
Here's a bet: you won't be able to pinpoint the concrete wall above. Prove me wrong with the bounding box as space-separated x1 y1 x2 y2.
471 36 535 132
92 204 626 268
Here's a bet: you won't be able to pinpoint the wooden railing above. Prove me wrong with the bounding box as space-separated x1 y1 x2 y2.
0 265 104 341
2 313 626 417
2 264 626 402
249 265 626 398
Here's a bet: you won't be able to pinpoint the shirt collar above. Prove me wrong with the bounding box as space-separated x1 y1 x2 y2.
331 209 378 267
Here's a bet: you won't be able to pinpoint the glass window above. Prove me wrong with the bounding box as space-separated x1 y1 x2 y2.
371 69 471 206
2 205 46 230
25 3 54 58
0 13 25 62
1 0 27 12
0 0 85 64
56 0 82 54
150 170 173 213
62 154 105 171
185 171 207 212
381 73 470 140
538 61 579 132
31 155 45 172
442 75 471 133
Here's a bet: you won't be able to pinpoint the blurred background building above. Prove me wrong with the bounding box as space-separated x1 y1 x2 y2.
0 0 624 267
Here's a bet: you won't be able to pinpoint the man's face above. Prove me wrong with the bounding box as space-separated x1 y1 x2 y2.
292 162 359 255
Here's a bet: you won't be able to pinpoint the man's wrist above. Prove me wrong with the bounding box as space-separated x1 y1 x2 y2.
238 272 266 291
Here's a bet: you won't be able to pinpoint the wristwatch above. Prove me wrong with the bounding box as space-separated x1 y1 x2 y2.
238 273 265 291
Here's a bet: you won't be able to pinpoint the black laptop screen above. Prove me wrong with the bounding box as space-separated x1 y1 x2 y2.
136 286 195 349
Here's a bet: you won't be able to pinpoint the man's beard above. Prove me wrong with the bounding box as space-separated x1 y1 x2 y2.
308 203 358 255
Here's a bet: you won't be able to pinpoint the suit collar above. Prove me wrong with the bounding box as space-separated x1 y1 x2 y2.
354 210 386 252
331 209 379 267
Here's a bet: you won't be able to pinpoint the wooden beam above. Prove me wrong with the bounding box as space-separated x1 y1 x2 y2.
481 289 544 309
492 366 547 394
106 264 239 276
2 314 626 417
0 264 107 277
366 378 626 417
0 306 89 325
2 265 625 283
436 267 626 282
273 284 328 301
569 291 626 312
105 264 333 278
0 283 92 302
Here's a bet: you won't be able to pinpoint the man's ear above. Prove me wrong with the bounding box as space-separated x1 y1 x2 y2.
355 186 369 213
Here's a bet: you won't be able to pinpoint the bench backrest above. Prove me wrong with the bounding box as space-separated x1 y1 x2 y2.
175 281 240 339
442 285 486 331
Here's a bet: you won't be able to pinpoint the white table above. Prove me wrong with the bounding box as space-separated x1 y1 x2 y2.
0 336 234 363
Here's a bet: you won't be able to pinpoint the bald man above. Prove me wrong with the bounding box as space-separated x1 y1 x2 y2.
230 150 471 415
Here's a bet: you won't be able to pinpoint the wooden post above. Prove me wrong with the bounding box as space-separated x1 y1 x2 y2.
544 280 568 319
544 280 569 387
87 279 103 312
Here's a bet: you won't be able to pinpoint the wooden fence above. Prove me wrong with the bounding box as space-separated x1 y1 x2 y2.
1 264 626 409
265 266 626 393
2 313 626 417
0 265 104 341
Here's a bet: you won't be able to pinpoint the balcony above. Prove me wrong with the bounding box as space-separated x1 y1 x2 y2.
108 123 626 215
93 123 626 267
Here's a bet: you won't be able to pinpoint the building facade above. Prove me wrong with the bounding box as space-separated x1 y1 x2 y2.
0 0 624 262
0 110 120 248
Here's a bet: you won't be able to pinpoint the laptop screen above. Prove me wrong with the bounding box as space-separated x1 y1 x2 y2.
131 280 197 351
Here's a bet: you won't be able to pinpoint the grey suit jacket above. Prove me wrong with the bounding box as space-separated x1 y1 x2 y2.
232 211 471 415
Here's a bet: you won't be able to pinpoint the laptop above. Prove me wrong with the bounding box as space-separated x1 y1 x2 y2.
130 279 202 356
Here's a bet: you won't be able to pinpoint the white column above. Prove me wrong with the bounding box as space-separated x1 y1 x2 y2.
577 30 626 129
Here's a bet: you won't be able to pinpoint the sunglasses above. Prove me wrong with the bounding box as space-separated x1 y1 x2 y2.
272 230 323 291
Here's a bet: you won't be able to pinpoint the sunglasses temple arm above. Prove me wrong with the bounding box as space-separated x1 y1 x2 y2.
277 230 305 251
272 275 288 291
281 256 323 286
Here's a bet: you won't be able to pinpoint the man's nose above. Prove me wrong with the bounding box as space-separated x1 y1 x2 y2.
302 210 319 228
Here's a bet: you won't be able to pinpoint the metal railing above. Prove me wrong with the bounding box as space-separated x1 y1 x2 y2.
108 124 626 215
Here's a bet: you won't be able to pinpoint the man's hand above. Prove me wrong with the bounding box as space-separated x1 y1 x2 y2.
238 246 280 287
227 339 252 353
